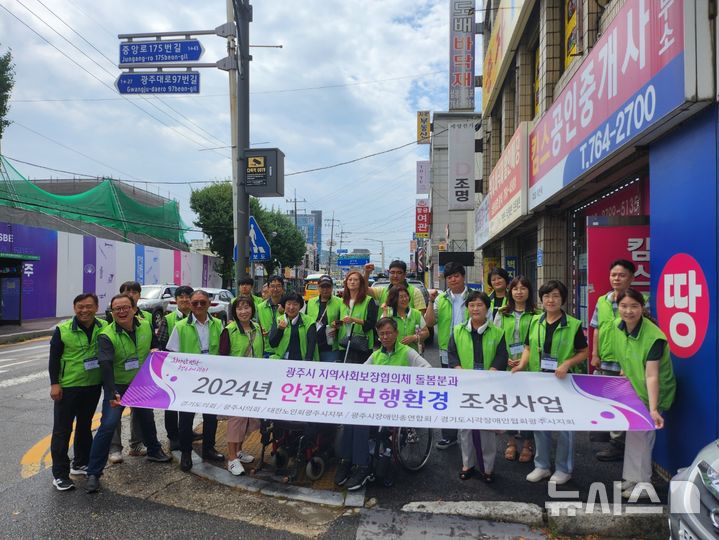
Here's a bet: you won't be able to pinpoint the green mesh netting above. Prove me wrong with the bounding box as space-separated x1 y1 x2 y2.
0 155 188 244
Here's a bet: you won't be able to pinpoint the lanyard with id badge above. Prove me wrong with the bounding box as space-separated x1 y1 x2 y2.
118 331 141 371
75 326 100 371
509 312 525 358
538 320 565 373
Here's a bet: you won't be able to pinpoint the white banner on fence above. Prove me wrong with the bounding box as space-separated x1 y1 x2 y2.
122 352 655 432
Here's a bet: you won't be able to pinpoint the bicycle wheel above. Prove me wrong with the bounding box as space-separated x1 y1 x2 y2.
393 427 432 471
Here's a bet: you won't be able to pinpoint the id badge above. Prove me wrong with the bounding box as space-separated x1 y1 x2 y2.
83 358 99 371
201 349 209 354
509 343 524 356
540 355 558 372
124 357 139 370
315 322 325 333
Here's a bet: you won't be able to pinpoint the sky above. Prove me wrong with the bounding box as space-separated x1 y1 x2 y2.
0 0 474 266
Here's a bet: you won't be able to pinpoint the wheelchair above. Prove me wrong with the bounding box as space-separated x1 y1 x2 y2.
368 425 433 486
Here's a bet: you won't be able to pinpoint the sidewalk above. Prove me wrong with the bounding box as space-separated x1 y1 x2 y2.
0 317 63 345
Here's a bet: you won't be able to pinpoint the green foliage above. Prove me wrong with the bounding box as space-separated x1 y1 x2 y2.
190 183 306 286
0 46 15 141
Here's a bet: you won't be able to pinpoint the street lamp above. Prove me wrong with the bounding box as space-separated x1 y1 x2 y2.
363 238 385 273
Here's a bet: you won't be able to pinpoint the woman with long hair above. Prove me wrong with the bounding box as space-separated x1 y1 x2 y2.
334 271 378 364
383 285 428 351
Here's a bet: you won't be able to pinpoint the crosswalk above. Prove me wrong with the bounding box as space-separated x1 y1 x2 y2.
0 340 49 385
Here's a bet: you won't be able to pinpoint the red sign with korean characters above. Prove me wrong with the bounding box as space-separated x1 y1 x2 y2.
529 0 685 210
415 199 431 238
488 122 528 239
657 253 710 358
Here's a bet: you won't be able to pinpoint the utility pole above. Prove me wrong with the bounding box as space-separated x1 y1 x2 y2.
286 189 307 278
325 212 339 274
229 0 251 284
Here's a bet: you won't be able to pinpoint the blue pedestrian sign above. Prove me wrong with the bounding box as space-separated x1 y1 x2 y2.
248 216 271 262
336 255 370 267
120 40 204 64
116 72 200 94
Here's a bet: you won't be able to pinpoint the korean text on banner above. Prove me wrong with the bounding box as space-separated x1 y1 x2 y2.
529 0 686 210
417 111 431 144
122 352 655 432
448 120 475 211
488 122 528 239
474 195 489 250
415 199 430 238
416 161 430 194
449 0 475 111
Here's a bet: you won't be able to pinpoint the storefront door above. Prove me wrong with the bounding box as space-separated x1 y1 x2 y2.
0 260 22 325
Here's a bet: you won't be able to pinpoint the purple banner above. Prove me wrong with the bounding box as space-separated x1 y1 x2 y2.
83 236 96 294
202 256 209 287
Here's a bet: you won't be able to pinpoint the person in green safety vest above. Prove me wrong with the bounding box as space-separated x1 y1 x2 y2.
494 276 541 464
381 285 428 351
589 259 637 461
448 291 508 483
48 293 107 491
269 292 318 361
256 275 285 357
85 294 171 493
335 271 379 364
237 277 263 309
335 318 430 492
304 274 343 362
487 267 510 321
603 288 676 500
167 289 226 472
363 260 427 314
219 295 265 477
513 280 588 486
156 285 195 452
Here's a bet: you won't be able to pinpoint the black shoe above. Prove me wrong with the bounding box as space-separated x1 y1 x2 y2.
596 446 624 462
192 430 203 441
168 438 181 452
345 465 371 491
590 432 611 443
436 438 457 450
147 448 172 463
53 477 75 491
85 474 100 493
334 460 352 486
180 451 193 472
202 448 225 462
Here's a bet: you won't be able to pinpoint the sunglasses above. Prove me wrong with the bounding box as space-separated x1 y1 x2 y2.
191 301 209 307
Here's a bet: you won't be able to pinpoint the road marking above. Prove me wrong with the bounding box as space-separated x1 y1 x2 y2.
0 344 48 355
0 360 34 369
0 354 45 364
0 371 47 388
21 409 130 479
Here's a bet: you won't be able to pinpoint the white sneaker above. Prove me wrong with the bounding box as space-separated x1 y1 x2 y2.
109 452 124 464
526 467 552 482
622 482 653 500
236 451 255 464
549 470 572 485
228 458 245 476
620 479 636 491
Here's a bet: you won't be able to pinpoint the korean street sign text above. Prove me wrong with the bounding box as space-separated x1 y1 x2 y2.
416 199 431 238
116 72 200 94
449 0 475 111
120 39 204 64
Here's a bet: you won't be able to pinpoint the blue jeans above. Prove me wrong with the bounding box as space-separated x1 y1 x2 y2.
533 430 574 474
319 349 339 363
87 386 161 477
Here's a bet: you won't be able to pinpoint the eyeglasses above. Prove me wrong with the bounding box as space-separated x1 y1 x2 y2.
378 332 396 338
191 301 209 307
111 306 132 313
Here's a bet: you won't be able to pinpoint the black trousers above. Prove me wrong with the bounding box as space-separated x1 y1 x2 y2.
440 362 457 442
50 385 102 478
164 410 180 441
179 412 217 453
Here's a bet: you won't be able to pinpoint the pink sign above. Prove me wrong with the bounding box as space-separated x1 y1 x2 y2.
173 250 181 285
488 122 527 238
657 253 710 358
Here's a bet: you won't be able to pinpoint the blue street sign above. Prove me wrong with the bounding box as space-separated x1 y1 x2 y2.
336 256 370 267
116 72 200 94
336 249 348 254
248 216 271 262
120 40 204 64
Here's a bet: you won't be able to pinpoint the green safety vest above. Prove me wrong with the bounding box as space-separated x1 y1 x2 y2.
488 293 508 316
270 313 318 361
382 307 424 351
338 296 375 348
436 291 469 350
100 319 153 386
368 343 412 366
497 309 540 362
604 317 676 411
174 315 223 355
57 317 108 387
225 321 264 358
377 283 419 309
452 322 503 370
257 299 281 353
526 312 585 373
306 295 343 351
137 309 153 325
164 310 187 338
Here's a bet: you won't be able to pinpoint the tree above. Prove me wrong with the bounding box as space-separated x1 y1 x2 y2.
0 46 15 144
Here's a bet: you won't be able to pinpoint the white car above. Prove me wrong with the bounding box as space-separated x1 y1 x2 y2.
167 287 234 323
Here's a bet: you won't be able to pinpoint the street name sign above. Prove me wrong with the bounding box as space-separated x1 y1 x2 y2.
119 40 204 64
116 72 200 94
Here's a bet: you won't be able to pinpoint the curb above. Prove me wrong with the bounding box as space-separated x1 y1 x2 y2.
401 500 670 539
0 327 56 345
171 451 365 508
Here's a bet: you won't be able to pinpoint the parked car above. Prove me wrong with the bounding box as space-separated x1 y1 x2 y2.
136 284 178 328
167 287 234 324
371 279 433 345
669 438 719 539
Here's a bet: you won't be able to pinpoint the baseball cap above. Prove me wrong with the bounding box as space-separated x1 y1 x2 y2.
318 275 333 287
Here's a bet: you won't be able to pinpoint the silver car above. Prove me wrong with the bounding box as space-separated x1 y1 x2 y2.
669 439 719 539
167 287 233 324
136 284 178 329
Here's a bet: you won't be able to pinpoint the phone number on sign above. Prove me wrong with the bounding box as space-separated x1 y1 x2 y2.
579 85 656 172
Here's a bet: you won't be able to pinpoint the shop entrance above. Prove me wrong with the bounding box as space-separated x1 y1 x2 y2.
0 259 22 325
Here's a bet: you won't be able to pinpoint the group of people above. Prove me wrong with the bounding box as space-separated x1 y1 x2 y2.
49 257 675 499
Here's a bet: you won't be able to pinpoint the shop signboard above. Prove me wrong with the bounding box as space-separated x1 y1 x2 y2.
416 160 430 194
529 0 686 210
449 0 475 111
474 194 490 250
488 122 528 239
448 120 475 211
415 198 430 238
417 111 431 144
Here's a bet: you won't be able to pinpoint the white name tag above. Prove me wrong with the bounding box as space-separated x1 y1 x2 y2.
509 343 524 356
124 358 139 370
83 358 99 371
540 355 558 372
